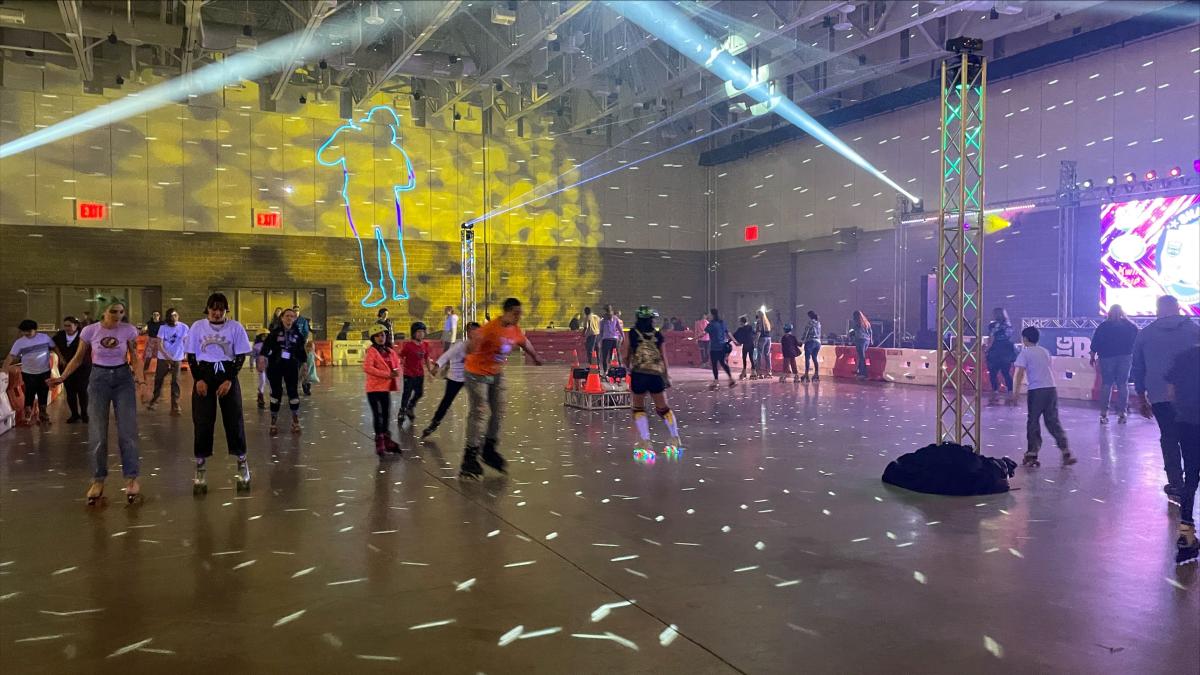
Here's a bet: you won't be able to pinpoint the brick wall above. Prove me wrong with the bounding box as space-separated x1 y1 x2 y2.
0 224 707 336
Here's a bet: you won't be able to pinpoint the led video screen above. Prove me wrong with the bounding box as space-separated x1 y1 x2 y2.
1099 193 1200 316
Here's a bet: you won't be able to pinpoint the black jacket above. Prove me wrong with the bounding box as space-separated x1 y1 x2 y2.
51 330 89 379
260 325 308 367
1090 319 1138 358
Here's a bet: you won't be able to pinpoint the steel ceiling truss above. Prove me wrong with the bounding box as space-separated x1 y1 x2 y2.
935 50 987 450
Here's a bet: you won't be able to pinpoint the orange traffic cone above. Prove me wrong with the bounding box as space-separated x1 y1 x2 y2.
584 365 603 394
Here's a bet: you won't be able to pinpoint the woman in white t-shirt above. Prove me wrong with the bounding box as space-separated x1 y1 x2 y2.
50 301 145 506
3 319 56 425
187 293 253 494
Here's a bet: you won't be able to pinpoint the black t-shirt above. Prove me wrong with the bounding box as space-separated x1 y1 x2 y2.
733 324 754 346
146 320 162 338
1166 346 1200 425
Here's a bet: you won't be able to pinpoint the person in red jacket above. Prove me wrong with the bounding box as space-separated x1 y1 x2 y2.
363 325 403 456
397 321 436 431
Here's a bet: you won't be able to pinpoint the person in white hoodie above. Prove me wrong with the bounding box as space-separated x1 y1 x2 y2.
421 321 479 439
1132 294 1200 502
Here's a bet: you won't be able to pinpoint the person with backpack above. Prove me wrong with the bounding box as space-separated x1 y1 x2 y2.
704 308 736 387
625 306 681 452
985 307 1018 405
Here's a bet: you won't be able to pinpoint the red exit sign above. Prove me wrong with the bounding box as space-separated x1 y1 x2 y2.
255 211 281 228
744 224 759 241
77 201 106 220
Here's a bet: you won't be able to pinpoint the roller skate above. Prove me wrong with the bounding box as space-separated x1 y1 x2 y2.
193 460 208 495
303 383 311 396
257 392 265 409
290 415 302 434
125 478 144 505
1177 524 1199 566
1021 453 1040 468
85 480 105 507
778 374 788 383
374 434 388 458
793 375 800 383
800 374 810 383
811 374 820 382
1100 413 1109 424
146 398 158 411
235 457 251 492
38 411 51 426
459 447 483 480
269 416 279 436
170 404 182 416
481 438 508 474
1060 451 1078 466
1117 413 1127 424
420 423 438 439
382 432 401 454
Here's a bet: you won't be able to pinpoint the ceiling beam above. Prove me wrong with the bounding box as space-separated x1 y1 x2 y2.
270 0 339 101
56 0 92 81
569 0 844 132
362 0 462 102
434 1 592 115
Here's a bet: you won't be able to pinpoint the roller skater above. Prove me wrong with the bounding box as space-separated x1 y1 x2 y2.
423 321 480 439
801 311 821 382
187 293 253 493
252 329 268 408
397 321 434 432
1165 345 1199 565
147 308 188 415
460 298 543 479
780 324 800 383
363 325 402 455
4 318 55 425
1011 326 1076 468
48 301 145 505
625 306 682 452
258 308 306 436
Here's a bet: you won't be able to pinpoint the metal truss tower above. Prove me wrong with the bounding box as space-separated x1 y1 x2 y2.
460 222 477 325
936 43 987 449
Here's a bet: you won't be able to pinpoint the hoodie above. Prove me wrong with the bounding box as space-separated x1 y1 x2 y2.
1131 315 1200 404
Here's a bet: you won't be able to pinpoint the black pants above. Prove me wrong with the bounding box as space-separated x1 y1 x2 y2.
268 360 300 415
600 338 619 370
1026 387 1069 456
783 356 799 375
804 342 820 374
192 374 246 459
430 379 465 427
1178 421 1200 525
20 371 50 411
400 375 424 415
1153 402 1184 487
585 335 599 364
64 368 89 418
367 391 391 435
710 350 732 380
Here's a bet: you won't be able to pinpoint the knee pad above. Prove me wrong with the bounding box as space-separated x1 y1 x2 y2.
656 407 671 417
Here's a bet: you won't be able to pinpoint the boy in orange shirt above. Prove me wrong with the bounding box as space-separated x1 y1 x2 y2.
460 298 543 478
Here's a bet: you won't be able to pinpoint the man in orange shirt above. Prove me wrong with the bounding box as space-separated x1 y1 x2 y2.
460 297 543 478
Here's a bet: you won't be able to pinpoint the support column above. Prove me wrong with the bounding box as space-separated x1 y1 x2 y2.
935 44 987 449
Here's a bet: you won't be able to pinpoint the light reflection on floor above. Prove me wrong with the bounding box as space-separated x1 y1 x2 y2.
0 365 1195 673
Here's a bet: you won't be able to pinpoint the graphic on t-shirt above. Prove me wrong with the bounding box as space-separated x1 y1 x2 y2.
317 106 416 308
100 336 119 349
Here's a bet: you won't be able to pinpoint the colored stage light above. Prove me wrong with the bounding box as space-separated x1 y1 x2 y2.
1079 179 1093 189
1144 169 1157 181
1124 172 1136 183
1169 166 1182 177
1194 158 1200 173
0 3 395 159
1106 176 1117 185
606 1 919 204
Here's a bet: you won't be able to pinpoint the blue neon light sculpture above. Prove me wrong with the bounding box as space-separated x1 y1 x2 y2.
317 106 416 308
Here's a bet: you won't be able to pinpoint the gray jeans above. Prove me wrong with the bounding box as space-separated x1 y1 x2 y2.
756 337 773 374
1097 354 1131 414
1026 386 1069 457
465 372 505 448
151 359 181 406
88 366 139 479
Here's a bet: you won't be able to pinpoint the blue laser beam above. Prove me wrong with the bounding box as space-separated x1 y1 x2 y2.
0 3 395 159
607 0 919 203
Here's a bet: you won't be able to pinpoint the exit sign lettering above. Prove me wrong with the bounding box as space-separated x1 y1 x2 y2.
77 201 106 220
255 211 281 228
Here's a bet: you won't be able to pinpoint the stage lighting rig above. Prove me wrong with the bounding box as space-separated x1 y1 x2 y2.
1079 179 1093 189
1169 166 1182 178
1144 170 1157 181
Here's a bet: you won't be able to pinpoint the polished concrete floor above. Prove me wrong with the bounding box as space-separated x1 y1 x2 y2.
0 365 1195 674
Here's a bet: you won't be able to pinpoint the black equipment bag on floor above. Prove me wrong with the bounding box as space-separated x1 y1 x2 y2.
882 442 1017 496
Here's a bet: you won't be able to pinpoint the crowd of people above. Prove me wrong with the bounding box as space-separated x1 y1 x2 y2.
3 292 1198 565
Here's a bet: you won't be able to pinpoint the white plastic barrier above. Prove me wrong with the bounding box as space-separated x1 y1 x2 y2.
332 340 370 366
881 349 938 386
868 347 1100 401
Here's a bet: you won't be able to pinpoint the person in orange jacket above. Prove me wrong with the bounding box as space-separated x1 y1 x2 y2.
363 325 403 456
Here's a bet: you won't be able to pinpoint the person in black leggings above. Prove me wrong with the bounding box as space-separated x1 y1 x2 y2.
52 316 90 422
258 308 307 435
704 308 736 386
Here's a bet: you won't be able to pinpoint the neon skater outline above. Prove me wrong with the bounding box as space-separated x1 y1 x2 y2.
317 106 416 308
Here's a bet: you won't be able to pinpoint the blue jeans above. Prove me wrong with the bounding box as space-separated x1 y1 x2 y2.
88 366 139 480
1097 354 1131 414
756 337 772 375
854 340 869 377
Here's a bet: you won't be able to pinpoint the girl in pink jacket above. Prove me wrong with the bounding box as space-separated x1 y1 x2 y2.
363 325 403 456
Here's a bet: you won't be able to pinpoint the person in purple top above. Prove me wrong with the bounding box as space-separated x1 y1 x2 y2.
599 305 624 371
51 301 144 506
